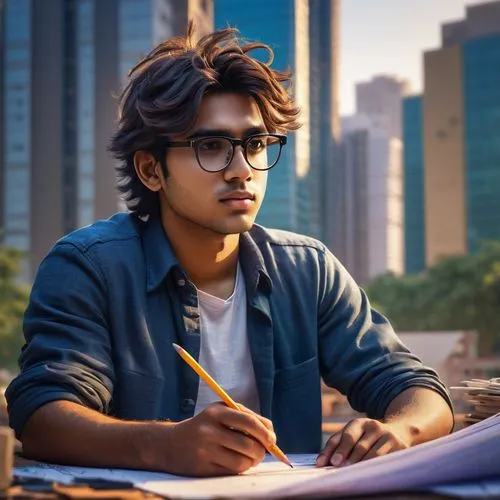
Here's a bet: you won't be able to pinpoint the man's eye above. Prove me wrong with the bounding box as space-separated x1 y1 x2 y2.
247 138 265 152
199 139 225 151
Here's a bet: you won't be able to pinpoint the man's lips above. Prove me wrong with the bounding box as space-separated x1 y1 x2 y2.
219 191 255 202
219 192 255 210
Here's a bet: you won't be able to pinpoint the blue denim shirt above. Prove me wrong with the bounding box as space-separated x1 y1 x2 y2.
6 213 451 453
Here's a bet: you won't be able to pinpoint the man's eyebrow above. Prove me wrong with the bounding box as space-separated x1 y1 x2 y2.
187 126 268 139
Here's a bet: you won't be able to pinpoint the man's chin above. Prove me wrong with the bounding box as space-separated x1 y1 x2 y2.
213 214 256 235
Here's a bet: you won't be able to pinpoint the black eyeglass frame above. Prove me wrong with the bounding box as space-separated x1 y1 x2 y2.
158 133 287 173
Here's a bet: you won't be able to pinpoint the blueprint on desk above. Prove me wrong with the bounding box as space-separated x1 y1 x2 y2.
13 414 500 499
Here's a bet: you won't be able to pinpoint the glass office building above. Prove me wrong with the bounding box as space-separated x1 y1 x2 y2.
1 0 213 280
215 0 339 242
3 0 31 254
215 0 299 232
420 1 500 267
463 34 500 253
76 0 96 227
403 96 425 274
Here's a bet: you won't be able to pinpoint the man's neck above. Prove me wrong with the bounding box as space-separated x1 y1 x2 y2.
161 215 240 299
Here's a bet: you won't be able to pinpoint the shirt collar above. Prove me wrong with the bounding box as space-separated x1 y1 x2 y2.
239 230 273 296
142 217 181 292
142 217 272 295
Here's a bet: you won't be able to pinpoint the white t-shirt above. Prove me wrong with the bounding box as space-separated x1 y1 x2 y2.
194 263 260 415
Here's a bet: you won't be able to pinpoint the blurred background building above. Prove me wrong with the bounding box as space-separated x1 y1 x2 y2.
403 95 425 274
335 76 408 284
215 0 340 245
356 75 411 140
0 0 213 279
404 0 500 273
2 0 500 288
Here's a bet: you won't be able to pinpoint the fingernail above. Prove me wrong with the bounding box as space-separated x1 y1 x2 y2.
331 453 343 467
315 455 325 467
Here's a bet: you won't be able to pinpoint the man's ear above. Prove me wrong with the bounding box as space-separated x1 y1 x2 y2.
133 150 163 192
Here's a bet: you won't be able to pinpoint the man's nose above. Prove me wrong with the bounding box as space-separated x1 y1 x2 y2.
224 145 253 181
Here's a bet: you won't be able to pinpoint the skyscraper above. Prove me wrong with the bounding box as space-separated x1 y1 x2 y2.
334 71 408 283
1 0 213 279
337 115 404 285
421 0 500 267
214 0 339 243
308 0 340 247
403 95 425 275
356 75 411 140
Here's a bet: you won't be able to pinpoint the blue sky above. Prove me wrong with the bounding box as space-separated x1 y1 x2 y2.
340 0 487 114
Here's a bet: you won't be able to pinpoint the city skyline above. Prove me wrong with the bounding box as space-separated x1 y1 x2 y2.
403 0 500 272
0 0 213 279
2 0 500 284
215 0 339 245
340 0 488 114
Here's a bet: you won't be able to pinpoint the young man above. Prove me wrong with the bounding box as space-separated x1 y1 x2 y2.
6 27 453 477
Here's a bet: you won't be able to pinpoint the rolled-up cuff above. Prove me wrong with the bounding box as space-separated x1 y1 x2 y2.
7 386 86 439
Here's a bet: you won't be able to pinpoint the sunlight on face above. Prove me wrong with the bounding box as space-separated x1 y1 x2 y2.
159 93 271 236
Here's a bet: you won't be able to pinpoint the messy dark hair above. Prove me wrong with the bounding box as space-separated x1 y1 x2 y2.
109 24 301 217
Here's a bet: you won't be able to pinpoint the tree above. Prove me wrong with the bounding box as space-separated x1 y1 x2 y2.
0 247 30 372
366 241 500 355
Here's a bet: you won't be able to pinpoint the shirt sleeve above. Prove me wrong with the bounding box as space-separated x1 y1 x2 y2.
317 248 453 419
6 242 114 438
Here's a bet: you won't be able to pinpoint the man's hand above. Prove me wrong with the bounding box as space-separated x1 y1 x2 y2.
20 400 276 478
317 388 454 468
316 417 412 467
160 402 276 477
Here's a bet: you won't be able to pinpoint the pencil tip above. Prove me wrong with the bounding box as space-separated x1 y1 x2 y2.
289 463 294 468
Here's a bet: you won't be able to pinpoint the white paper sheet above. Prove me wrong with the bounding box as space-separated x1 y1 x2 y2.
139 414 500 499
14 454 327 499
268 413 500 499
14 414 500 499
140 455 332 500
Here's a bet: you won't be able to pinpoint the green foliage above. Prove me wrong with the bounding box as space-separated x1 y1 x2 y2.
366 241 500 355
0 246 29 371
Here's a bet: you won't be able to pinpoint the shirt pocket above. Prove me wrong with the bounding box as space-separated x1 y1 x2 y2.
274 356 319 391
111 369 165 420
272 356 322 453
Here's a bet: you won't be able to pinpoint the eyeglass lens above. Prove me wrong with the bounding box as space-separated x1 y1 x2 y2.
196 136 281 172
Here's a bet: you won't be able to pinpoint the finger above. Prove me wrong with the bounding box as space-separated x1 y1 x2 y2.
327 420 366 467
220 427 267 463
363 434 406 461
316 432 342 467
212 463 236 476
212 444 256 475
237 404 275 433
205 403 276 445
199 462 236 478
342 430 381 465
219 407 276 449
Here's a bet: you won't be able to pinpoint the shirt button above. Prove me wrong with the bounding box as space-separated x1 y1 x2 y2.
178 279 186 286
181 398 195 412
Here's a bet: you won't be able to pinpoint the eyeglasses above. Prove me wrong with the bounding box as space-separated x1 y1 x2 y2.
161 133 287 173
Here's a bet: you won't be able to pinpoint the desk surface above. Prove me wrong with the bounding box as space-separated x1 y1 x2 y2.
3 486 456 500
5 484 454 500
1 421 457 499
5 455 460 500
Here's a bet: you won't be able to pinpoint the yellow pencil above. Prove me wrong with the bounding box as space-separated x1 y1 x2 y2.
172 343 293 468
